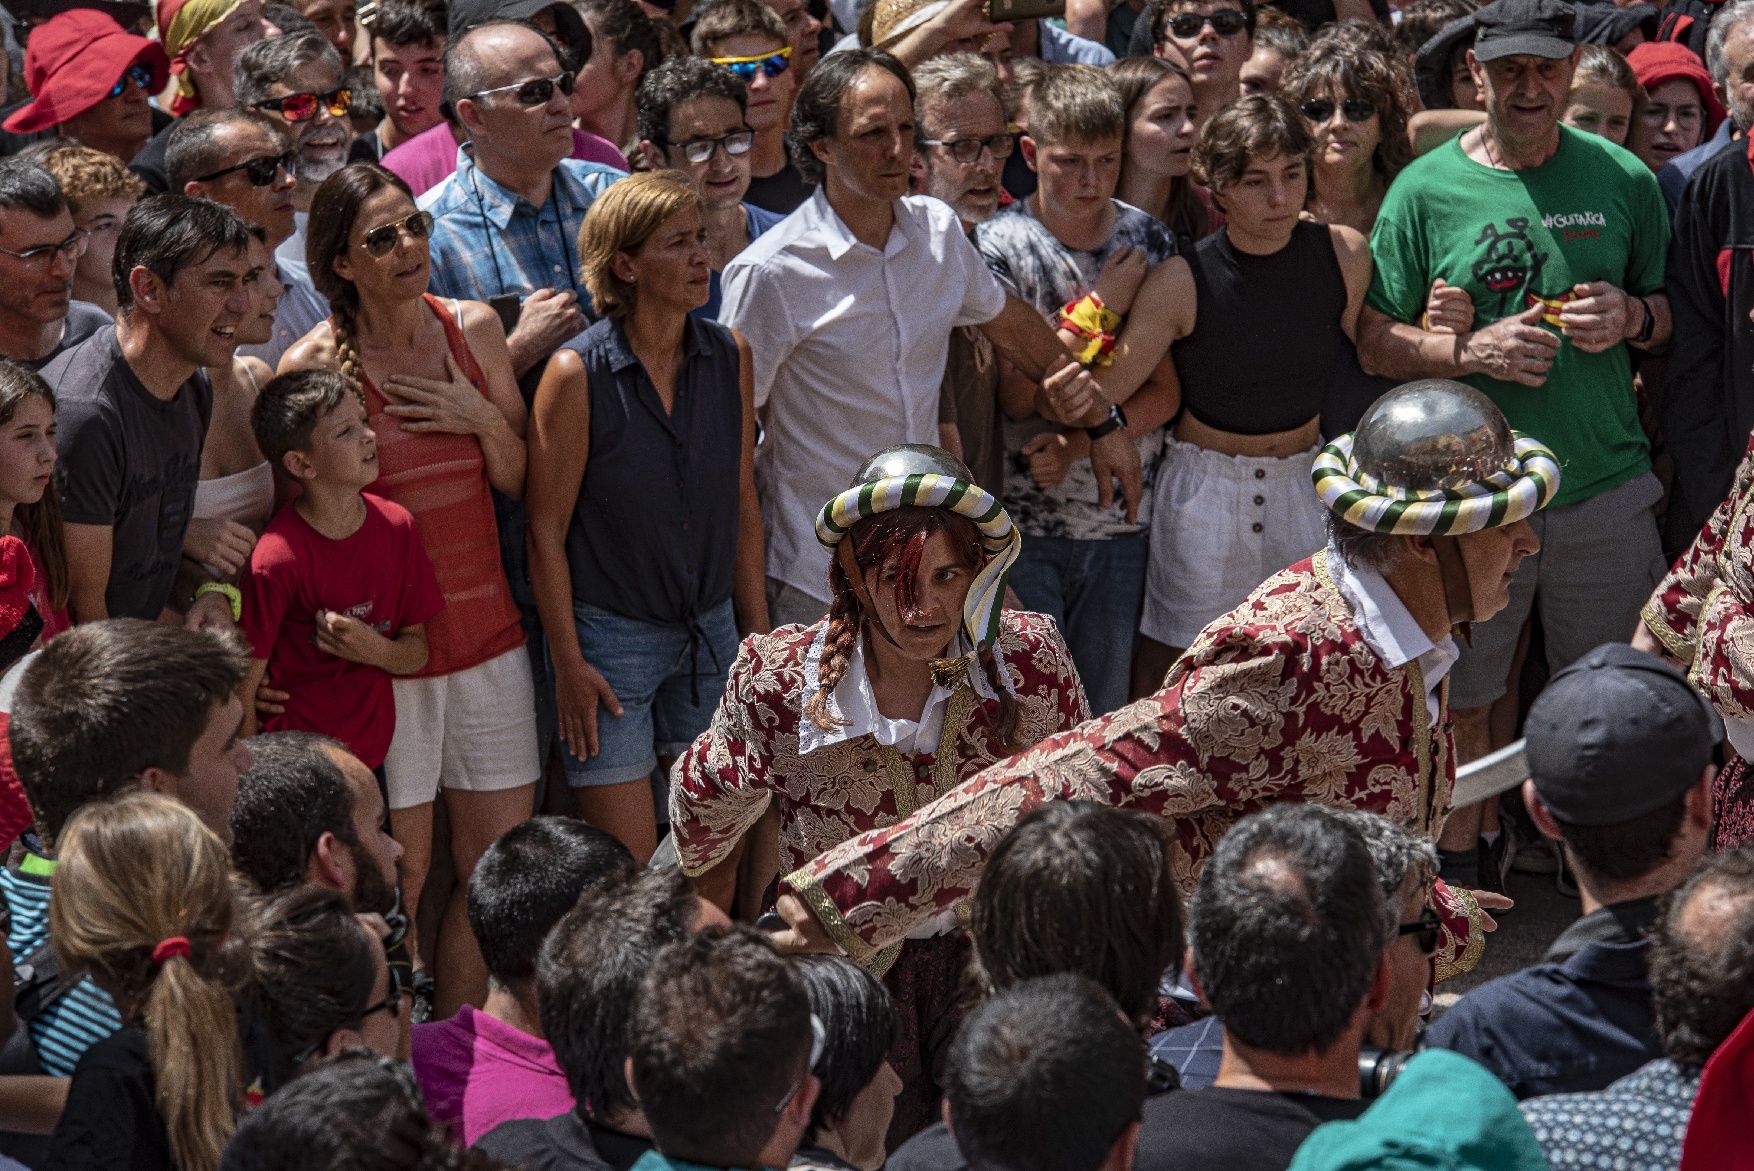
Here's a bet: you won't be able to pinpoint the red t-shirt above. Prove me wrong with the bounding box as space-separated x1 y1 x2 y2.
241 494 444 768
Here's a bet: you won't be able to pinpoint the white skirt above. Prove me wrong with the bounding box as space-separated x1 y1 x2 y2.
1140 436 1328 648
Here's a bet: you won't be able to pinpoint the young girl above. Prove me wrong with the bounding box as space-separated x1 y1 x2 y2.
1562 45 1640 147
1113 57 1210 253
0 361 69 639
45 792 240 1171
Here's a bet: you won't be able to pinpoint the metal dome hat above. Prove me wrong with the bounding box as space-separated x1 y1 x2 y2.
816 445 1020 652
1313 380 1561 536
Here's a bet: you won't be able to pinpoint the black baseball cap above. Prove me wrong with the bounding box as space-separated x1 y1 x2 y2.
1525 643 1722 827
1472 0 1577 62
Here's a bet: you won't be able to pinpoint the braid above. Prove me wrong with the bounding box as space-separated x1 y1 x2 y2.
329 298 368 406
804 600 863 734
979 645 1021 752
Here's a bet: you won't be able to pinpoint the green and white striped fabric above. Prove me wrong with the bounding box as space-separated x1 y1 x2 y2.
817 472 1020 649
1313 433 1562 536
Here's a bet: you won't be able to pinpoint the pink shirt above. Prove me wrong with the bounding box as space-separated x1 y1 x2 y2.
384 124 630 197
412 1004 575 1146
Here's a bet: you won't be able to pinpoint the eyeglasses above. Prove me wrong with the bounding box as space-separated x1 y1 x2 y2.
1397 909 1442 957
192 151 298 187
771 1015 827 1117
0 229 89 267
672 130 756 164
360 210 434 257
1166 9 1248 37
108 63 153 99
464 71 576 107
253 87 353 122
1299 97 1378 124
289 990 401 1067
920 133 1015 164
710 47 792 81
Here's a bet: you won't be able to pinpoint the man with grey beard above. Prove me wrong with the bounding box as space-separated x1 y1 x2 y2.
233 30 357 286
1659 0 1754 553
910 53 1012 496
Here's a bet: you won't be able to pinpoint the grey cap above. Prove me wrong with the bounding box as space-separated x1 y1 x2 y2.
1473 0 1576 62
1525 643 1722 827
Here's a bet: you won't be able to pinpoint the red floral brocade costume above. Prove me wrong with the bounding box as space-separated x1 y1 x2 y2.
784 551 1486 982
670 610 1089 968
1644 433 1754 848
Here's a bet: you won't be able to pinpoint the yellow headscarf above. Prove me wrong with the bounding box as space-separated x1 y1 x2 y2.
157 0 244 115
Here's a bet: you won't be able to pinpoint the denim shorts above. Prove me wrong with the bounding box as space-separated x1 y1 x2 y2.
552 598 738 788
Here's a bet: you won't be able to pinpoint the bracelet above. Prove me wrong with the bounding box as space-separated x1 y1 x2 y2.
194 581 242 623
1059 293 1122 340
1084 402 1128 441
1073 331 1118 368
1631 295 1655 346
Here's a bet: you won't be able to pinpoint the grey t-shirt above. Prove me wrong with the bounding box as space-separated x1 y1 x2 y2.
41 325 212 620
975 197 1175 540
11 301 110 372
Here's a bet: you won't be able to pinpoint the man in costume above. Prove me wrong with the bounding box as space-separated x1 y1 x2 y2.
774 379 1559 982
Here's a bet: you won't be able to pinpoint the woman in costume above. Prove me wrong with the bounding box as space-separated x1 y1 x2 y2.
669 444 1088 1142
1638 433 1754 847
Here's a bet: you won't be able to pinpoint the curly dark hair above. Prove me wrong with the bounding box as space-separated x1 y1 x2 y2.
1649 848 1754 1072
1280 29 1416 184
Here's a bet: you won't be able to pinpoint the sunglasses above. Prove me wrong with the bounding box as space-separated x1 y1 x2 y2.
361 210 434 257
108 63 153 99
711 47 792 80
465 71 576 107
1397 909 1442 956
254 87 352 122
1299 97 1378 123
0 228 89 267
920 132 1015 164
289 989 401 1067
673 130 756 164
192 151 297 187
1166 9 1248 38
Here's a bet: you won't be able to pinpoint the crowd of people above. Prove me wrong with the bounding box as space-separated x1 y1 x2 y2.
0 0 1745 1163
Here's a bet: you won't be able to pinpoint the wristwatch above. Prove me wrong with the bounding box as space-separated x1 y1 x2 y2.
1084 402 1128 441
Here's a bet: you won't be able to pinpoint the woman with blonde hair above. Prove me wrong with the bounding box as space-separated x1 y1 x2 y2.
44 791 239 1171
283 162 533 1014
528 169 766 863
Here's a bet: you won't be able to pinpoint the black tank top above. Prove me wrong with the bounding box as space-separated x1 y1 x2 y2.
1172 219 1348 436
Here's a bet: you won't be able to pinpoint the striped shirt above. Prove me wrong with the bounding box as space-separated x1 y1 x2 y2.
2 859 122 1076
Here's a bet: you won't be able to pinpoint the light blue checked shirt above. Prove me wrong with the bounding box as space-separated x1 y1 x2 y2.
420 144 622 316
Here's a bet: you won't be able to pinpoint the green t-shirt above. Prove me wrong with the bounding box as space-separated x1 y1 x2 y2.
1367 126 1667 507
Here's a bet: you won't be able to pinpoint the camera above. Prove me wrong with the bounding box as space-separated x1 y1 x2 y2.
1357 1046 1415 1100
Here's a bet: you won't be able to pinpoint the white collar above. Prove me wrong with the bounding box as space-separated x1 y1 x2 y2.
1328 543 1457 677
796 623 1001 757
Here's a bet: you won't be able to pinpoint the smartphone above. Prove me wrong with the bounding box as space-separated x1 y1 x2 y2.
988 0 1066 21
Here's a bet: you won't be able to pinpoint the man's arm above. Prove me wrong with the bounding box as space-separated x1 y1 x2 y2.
1356 302 1559 386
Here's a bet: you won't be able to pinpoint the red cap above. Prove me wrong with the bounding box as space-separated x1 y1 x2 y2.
1628 41 1727 139
2 9 170 135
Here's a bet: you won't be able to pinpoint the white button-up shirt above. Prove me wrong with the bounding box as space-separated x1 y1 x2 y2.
722 189 1009 600
1329 542 1459 724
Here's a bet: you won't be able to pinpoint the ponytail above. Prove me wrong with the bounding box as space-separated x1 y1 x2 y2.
145 949 242 1171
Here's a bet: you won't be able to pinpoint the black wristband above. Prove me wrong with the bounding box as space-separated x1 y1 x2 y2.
1084 403 1127 441
1631 295 1655 346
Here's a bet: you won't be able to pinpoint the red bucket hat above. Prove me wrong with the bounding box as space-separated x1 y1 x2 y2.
2 8 171 134
1628 41 1727 138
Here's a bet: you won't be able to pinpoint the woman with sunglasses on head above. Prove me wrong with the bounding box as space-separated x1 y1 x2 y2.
1073 95 1467 690
283 162 535 1018
1113 56 1212 254
1281 32 1415 236
692 0 812 214
528 170 767 863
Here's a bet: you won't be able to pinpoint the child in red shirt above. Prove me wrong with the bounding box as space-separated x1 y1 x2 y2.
240 371 443 769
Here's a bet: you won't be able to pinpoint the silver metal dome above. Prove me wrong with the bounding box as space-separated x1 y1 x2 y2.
1351 379 1517 494
850 445 975 488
